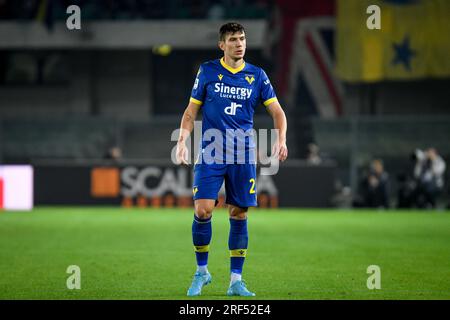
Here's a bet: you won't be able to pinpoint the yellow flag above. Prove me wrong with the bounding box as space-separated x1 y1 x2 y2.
336 0 450 82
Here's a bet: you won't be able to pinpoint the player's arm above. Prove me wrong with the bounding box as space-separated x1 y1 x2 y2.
266 101 288 162
176 101 201 165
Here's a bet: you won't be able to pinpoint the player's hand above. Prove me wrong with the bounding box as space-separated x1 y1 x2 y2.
176 142 189 165
272 140 288 162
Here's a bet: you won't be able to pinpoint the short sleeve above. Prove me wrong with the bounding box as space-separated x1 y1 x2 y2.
190 66 206 106
259 69 278 107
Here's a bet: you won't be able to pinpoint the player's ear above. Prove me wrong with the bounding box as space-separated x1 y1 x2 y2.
218 41 225 51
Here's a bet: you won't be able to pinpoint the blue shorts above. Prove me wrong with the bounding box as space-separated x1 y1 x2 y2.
193 163 257 208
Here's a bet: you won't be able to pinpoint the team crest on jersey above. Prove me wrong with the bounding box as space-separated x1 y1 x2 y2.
245 75 255 84
218 74 223 81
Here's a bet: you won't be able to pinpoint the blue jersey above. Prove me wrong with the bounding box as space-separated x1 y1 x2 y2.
190 58 277 164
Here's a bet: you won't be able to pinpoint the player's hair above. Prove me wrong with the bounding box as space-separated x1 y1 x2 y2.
219 22 245 41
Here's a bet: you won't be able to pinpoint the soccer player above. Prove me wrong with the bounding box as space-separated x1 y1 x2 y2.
176 22 288 297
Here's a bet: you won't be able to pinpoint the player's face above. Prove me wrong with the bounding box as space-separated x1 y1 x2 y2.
220 31 246 60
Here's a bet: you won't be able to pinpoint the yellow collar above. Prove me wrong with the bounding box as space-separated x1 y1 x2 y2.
220 57 246 74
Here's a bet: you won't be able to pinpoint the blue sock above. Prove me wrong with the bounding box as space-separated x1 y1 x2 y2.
192 214 212 269
228 218 248 275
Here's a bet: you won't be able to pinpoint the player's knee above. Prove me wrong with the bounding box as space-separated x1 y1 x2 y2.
195 204 214 219
229 206 248 220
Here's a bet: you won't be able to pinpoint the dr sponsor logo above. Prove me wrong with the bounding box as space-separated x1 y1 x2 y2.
224 102 242 116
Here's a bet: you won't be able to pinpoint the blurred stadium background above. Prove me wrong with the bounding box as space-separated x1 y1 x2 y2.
0 0 450 300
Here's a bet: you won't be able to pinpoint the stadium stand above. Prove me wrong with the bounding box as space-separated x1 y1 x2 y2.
0 0 270 21
0 116 118 162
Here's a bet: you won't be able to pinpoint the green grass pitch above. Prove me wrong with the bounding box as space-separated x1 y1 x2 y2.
0 207 449 300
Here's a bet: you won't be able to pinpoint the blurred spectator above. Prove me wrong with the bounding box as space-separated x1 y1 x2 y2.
412 148 446 208
354 159 390 209
185 0 208 19
104 146 123 162
331 180 353 208
396 151 419 208
396 173 416 208
306 143 322 165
